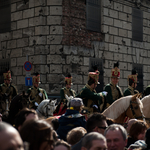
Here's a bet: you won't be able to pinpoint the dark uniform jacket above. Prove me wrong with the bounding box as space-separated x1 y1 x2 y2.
0 83 18 101
104 83 123 106
27 86 48 108
144 85 150 96
57 109 86 141
60 87 76 104
76 84 105 113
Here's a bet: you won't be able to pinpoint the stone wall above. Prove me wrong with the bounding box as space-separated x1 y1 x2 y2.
0 0 150 95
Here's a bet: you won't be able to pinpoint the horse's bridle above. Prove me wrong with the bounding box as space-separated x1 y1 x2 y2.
130 100 145 121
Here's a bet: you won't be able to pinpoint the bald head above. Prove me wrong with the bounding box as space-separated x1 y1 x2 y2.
0 122 24 150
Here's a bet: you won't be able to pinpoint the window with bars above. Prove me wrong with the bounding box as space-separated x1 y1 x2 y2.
0 0 11 33
0 59 10 84
132 8 143 42
89 58 104 92
86 0 101 32
133 63 143 93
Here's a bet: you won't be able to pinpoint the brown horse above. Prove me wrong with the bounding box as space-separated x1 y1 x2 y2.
102 94 145 125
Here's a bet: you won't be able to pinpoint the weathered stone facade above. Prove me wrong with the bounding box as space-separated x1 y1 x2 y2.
0 0 150 95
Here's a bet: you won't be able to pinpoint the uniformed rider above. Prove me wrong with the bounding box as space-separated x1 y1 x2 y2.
27 73 48 109
54 73 76 115
104 62 123 107
124 69 139 96
76 69 105 115
0 69 18 102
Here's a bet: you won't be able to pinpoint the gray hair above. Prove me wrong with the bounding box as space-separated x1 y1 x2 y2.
82 132 106 149
104 124 127 140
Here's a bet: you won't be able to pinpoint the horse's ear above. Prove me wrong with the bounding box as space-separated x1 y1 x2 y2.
138 93 142 98
132 93 138 100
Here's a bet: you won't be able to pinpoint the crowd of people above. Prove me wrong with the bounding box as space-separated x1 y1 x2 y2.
0 62 150 150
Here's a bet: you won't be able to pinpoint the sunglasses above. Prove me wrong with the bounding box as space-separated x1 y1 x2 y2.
98 126 108 130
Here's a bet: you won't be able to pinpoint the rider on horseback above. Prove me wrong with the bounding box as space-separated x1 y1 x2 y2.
27 72 48 109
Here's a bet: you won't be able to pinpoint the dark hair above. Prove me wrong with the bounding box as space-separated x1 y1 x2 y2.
20 119 53 150
129 78 134 86
15 108 37 130
129 120 148 140
86 113 106 133
54 140 71 150
88 77 95 86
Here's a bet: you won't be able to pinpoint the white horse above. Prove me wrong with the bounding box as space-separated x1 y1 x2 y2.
36 99 57 119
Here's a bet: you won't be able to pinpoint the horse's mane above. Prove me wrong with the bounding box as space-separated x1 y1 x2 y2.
37 99 50 109
103 95 142 119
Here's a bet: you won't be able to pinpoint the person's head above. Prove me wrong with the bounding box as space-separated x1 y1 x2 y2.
15 108 38 131
145 128 150 148
111 62 120 85
0 122 24 150
111 77 119 85
81 132 107 150
126 119 138 133
70 98 84 112
129 120 148 140
128 69 138 88
129 78 137 88
86 113 107 135
3 69 12 85
20 119 54 150
33 72 40 88
67 127 87 146
54 140 71 150
104 124 127 150
65 73 72 89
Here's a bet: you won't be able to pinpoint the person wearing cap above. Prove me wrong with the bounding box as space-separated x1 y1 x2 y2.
54 73 76 116
27 72 48 109
0 69 18 102
124 69 139 96
76 69 105 115
104 62 123 107
56 98 86 141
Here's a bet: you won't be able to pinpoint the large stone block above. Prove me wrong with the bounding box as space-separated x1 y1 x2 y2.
11 3 16 12
17 19 28 29
47 16 62 25
11 22 17 30
47 74 62 83
114 2 123 11
50 45 63 54
29 55 47 64
29 36 47 46
114 19 122 28
122 38 131 46
17 57 27 67
22 47 34 56
50 6 62 15
11 67 23 75
50 64 62 73
35 26 49 35
105 34 114 43
122 22 131 30
11 58 16 67
71 73 83 84
17 38 29 48
119 62 127 70
17 76 25 85
34 65 49 74
29 16 46 26
119 29 128 37
66 55 82 65
10 48 22 58
7 40 16 49
109 9 118 18
47 54 65 64
83 57 89 66
109 44 118 52
0 32 12 41
23 8 34 18
47 35 63 44
11 11 22 21
23 27 35 37
47 0 62 5
119 12 128 21
35 45 49 55
109 26 118 35
50 26 63 35
13 30 22 39
123 54 132 62
123 5 132 14
114 53 122 61
103 16 113 26
35 6 49 16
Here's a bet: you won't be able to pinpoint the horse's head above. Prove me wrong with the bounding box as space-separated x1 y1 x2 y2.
37 99 57 118
126 93 145 121
18 91 30 109
0 99 10 119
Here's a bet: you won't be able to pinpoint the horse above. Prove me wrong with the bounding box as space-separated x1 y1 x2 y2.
36 99 57 119
0 98 10 121
8 91 30 124
141 95 150 127
102 94 145 125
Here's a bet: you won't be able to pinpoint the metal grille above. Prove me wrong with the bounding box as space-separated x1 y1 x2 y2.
86 0 101 32
133 63 143 93
89 58 104 92
0 59 10 84
132 8 143 42
0 0 11 33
